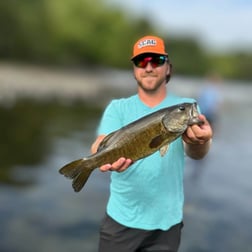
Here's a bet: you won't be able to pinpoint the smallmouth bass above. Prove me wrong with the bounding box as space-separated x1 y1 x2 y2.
59 102 203 192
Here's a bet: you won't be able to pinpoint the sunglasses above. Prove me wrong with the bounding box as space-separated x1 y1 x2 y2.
133 55 168 68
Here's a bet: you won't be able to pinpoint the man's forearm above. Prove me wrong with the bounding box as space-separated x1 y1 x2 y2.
184 138 212 160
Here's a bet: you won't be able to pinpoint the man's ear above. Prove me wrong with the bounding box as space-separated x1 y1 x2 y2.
166 63 173 83
167 63 173 75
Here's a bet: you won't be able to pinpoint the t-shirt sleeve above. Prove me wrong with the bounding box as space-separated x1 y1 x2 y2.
97 100 123 136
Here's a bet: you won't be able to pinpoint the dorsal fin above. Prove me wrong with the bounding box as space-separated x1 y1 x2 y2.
97 132 115 152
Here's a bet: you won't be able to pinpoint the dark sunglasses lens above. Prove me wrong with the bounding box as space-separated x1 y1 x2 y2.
133 57 150 68
133 56 167 68
133 59 144 68
151 56 166 67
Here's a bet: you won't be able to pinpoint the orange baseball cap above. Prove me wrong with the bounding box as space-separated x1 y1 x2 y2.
131 35 168 60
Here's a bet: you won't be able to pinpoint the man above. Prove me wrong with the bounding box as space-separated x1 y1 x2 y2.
91 35 213 252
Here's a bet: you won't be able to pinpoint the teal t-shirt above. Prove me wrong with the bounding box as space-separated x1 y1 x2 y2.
97 93 196 230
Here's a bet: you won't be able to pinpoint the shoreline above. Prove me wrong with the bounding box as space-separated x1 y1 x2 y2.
1 62 251 105
0 62 109 102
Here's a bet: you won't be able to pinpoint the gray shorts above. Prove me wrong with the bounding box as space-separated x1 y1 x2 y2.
98 213 183 252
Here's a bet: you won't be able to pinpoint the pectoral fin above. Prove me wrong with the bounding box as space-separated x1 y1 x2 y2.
159 144 169 156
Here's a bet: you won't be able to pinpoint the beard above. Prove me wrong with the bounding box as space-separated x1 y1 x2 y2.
136 74 166 93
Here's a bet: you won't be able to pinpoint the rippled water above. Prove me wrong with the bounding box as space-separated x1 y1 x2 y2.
1 76 252 252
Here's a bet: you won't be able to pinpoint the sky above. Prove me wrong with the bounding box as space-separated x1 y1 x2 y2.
106 0 252 52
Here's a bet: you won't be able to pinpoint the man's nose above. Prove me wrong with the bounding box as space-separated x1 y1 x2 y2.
145 62 153 71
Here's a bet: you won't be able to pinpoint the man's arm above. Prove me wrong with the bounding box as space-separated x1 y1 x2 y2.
182 114 213 160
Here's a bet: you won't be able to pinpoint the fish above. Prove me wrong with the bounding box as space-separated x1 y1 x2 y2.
59 102 203 192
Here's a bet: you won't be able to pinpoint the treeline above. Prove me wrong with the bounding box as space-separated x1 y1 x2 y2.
0 0 152 67
0 0 251 81
166 38 252 81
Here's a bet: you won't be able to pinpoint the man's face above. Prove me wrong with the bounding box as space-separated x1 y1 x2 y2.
132 54 170 93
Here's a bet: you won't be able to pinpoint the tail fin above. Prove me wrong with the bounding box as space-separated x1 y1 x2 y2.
59 158 93 192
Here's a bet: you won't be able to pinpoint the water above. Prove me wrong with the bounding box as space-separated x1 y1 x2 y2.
0 72 252 252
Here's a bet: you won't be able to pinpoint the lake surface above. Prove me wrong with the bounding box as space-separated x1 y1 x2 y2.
0 71 252 252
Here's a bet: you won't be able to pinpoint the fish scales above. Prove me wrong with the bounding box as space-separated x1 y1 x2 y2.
59 102 203 192
94 117 166 163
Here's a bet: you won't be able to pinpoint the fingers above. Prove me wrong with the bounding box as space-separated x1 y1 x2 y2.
99 157 133 173
115 158 133 172
183 127 204 144
183 115 213 144
99 163 113 172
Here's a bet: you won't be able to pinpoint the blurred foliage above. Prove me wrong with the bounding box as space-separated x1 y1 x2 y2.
210 52 252 81
166 37 208 76
0 0 251 80
0 0 155 67
0 97 102 186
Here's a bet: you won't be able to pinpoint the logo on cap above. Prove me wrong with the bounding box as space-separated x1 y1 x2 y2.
131 35 168 59
138 39 157 49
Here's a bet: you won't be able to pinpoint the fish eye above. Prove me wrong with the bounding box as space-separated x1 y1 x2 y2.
179 106 185 111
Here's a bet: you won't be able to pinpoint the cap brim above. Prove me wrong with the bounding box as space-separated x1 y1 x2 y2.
131 52 168 60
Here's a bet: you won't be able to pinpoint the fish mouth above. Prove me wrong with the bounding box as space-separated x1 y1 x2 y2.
188 103 204 126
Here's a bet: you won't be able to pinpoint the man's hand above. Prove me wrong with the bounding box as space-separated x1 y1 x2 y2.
183 114 213 145
183 114 213 159
99 157 133 173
